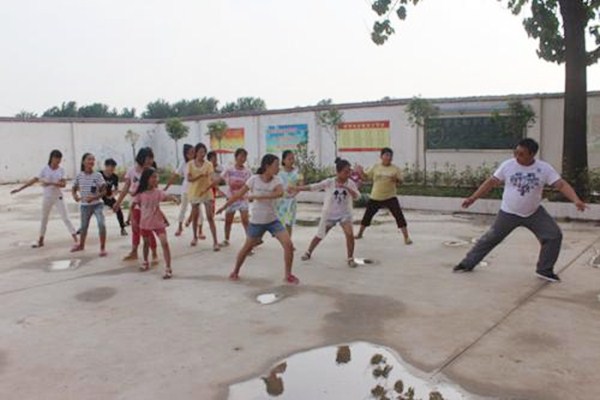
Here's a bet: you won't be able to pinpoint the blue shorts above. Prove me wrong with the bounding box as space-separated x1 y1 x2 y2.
247 220 285 239
227 200 249 214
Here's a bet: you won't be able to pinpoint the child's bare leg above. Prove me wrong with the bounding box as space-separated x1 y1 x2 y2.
240 210 249 232
190 204 199 244
157 233 171 278
274 230 294 279
205 202 219 249
231 237 260 279
224 212 234 241
341 222 355 259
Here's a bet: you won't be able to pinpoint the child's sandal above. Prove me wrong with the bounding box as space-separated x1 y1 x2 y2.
139 261 150 271
347 258 358 268
300 251 311 261
162 268 172 280
284 274 300 285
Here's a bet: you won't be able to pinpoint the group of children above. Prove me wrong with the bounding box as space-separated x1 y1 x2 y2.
11 146 413 283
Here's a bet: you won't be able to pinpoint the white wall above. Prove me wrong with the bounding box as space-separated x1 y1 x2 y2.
2 92 600 183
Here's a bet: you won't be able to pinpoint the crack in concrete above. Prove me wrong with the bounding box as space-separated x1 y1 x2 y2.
430 234 600 379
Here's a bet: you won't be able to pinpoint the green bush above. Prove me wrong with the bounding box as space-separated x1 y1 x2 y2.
295 143 335 184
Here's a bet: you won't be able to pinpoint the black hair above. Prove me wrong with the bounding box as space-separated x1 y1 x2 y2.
381 147 393 156
207 151 217 161
183 144 194 162
80 152 93 172
48 149 62 165
194 143 207 154
334 157 351 173
104 158 117 167
134 167 157 196
256 154 279 175
281 150 294 167
135 147 154 167
234 148 247 158
517 138 539 155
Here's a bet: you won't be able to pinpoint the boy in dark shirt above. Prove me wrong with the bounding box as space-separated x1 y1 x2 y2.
101 159 128 236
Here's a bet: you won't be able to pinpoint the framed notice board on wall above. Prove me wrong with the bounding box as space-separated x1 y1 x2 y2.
425 116 522 150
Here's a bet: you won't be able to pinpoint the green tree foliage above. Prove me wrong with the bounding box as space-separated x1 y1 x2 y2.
221 97 267 114
143 97 220 118
316 99 344 157
406 97 439 184
42 101 78 118
142 99 174 119
14 110 37 119
42 101 135 118
206 120 229 162
173 97 220 117
165 118 190 167
370 0 600 196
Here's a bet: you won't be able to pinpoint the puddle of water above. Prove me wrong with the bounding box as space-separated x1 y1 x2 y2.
257 293 283 305
228 341 481 400
75 287 117 302
49 259 81 271
443 240 469 247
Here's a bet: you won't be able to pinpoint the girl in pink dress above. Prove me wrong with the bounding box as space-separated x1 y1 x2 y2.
134 168 180 279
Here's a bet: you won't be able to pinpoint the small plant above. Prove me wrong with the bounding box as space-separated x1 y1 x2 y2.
206 120 228 163
165 117 189 167
316 99 344 157
124 129 140 161
295 142 335 184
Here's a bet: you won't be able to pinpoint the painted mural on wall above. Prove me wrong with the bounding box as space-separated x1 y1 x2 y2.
266 124 308 153
337 120 390 152
210 128 245 154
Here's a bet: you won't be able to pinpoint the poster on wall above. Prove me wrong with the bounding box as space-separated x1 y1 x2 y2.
337 120 390 152
210 128 245 153
266 124 308 153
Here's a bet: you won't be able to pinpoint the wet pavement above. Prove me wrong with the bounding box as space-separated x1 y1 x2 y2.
1 185 599 399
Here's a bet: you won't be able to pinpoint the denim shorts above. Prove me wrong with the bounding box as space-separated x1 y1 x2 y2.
247 220 285 239
227 200 249 214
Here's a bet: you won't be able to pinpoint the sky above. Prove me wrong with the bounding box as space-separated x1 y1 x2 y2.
1 0 599 117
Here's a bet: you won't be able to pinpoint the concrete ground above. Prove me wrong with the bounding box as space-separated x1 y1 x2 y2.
1 185 599 400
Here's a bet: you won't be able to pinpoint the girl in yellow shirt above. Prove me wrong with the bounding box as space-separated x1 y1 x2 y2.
355 147 412 244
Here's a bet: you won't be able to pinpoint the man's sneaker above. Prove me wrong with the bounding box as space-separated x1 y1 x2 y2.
536 271 561 282
452 263 474 273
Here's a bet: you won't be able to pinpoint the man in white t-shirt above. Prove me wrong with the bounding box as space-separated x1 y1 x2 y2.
453 138 586 282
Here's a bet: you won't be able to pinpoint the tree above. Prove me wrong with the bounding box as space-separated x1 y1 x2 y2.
42 101 78 118
206 120 229 163
173 97 220 116
124 129 141 162
405 97 439 185
77 103 114 118
15 110 37 119
493 99 537 138
316 99 344 158
142 99 175 119
370 0 600 196
165 118 190 167
118 107 136 118
221 97 267 114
